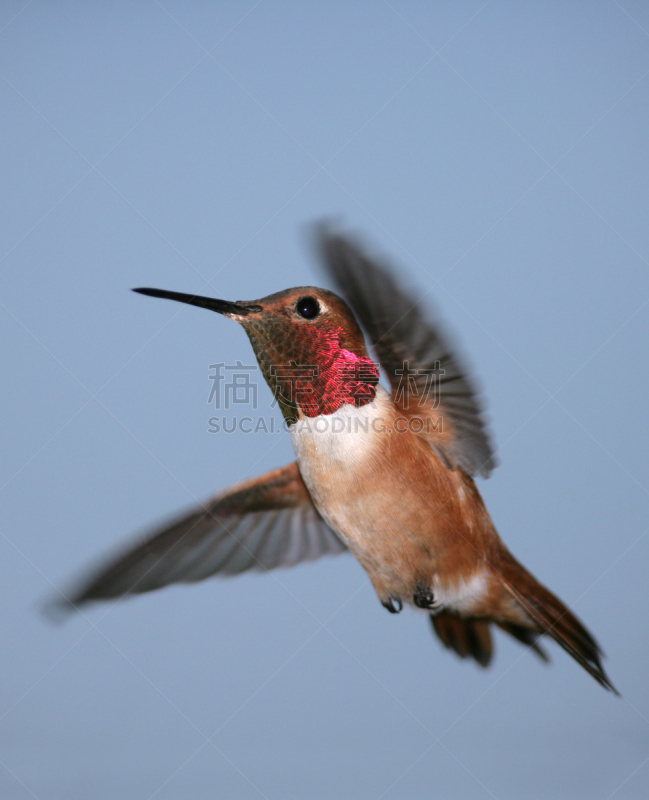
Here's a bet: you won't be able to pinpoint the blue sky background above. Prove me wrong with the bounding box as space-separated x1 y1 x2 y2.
2 2 649 798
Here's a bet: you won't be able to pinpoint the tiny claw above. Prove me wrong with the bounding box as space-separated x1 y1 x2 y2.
413 582 435 609
382 596 403 614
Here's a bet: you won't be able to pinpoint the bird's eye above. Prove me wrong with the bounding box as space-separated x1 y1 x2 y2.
296 296 320 319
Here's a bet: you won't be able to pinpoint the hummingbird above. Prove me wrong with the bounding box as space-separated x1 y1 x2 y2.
59 225 616 693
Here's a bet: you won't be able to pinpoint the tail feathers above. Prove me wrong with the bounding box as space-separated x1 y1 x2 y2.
430 613 550 669
430 612 493 667
495 551 618 694
495 622 549 663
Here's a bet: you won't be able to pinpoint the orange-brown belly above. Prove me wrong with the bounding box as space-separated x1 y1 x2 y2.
290 388 492 611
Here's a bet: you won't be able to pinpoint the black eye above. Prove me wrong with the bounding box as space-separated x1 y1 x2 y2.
296 296 320 319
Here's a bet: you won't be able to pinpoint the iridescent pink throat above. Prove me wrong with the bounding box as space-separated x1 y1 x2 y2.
285 330 379 418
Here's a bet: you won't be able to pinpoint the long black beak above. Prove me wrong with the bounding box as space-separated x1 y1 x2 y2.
133 288 261 316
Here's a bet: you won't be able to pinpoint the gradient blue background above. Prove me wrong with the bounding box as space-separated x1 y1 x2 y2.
2 2 649 798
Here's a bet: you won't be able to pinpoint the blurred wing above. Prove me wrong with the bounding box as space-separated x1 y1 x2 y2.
60 463 347 608
316 227 497 478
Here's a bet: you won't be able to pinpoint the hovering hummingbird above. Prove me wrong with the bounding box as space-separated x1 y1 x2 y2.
59 226 616 692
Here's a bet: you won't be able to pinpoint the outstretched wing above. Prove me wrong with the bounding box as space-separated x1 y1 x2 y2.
316 227 496 478
58 463 347 609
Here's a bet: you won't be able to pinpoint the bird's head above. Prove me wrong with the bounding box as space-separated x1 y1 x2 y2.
134 286 380 423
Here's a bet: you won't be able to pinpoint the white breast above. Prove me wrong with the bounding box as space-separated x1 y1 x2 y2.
288 386 393 545
289 385 392 473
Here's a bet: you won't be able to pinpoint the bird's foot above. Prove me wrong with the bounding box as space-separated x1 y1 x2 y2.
413 582 435 609
382 596 403 614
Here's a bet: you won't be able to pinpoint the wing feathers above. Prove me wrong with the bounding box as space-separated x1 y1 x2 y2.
57 463 346 609
316 226 496 477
